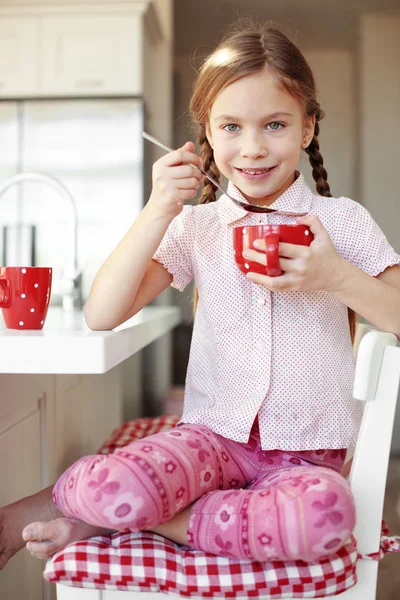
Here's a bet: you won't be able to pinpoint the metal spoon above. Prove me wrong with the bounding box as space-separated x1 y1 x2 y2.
142 131 279 214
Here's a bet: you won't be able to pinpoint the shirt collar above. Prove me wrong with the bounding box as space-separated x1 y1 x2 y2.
216 171 314 225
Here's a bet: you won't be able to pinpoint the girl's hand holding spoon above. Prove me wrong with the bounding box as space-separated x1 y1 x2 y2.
148 141 203 220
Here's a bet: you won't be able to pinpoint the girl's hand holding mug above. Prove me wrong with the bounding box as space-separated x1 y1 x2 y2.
148 141 203 220
241 216 345 293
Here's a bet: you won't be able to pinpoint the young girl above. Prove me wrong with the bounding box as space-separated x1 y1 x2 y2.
2 19 400 567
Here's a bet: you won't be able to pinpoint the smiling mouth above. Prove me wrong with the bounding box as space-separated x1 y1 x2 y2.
236 167 276 175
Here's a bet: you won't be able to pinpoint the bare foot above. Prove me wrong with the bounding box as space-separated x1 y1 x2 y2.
0 484 114 566
26 505 192 560
23 518 114 560
0 485 60 570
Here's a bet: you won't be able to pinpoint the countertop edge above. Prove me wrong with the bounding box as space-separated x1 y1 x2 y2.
0 306 182 374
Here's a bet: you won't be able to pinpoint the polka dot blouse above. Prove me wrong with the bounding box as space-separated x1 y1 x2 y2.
153 172 400 451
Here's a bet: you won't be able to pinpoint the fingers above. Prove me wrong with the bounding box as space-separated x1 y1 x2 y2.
243 248 292 271
169 164 202 185
242 248 266 266
152 144 202 203
243 246 306 267
175 188 199 202
149 140 205 216
246 271 294 291
242 246 306 288
174 178 201 191
181 140 196 154
279 257 296 272
169 164 201 180
252 239 308 259
163 144 202 168
296 214 323 235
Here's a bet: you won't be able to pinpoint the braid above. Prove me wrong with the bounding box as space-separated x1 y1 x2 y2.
305 108 356 340
197 124 221 205
305 109 331 198
193 126 222 314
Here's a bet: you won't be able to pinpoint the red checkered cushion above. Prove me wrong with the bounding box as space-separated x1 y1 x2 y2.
97 414 181 455
44 531 358 597
42 416 393 597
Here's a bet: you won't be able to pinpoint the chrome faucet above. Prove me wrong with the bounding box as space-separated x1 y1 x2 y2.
0 172 82 311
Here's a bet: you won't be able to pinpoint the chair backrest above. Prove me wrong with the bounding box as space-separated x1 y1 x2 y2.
349 328 399 555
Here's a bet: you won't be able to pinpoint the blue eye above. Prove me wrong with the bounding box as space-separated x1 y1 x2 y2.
223 124 240 132
267 122 283 130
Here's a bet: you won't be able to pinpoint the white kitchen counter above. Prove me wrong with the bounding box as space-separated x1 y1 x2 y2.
0 306 181 374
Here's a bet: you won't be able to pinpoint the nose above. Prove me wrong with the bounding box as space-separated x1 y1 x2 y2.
240 131 268 160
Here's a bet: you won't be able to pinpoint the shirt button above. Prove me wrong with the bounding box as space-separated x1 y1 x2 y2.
257 297 266 306
256 340 266 351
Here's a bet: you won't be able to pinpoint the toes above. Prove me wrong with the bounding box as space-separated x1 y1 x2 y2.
23 520 60 543
23 518 81 559
26 540 59 558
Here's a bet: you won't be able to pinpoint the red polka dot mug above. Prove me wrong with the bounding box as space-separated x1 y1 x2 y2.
0 266 52 330
233 224 314 277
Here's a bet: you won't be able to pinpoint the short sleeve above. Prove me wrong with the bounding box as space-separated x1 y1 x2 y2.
335 198 400 276
153 205 195 291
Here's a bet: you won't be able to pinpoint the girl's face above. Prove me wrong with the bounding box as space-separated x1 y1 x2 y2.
206 67 315 206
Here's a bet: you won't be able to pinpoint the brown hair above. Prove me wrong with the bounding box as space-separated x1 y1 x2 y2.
190 19 355 341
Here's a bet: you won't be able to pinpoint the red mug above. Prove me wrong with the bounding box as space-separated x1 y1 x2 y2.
233 224 314 276
0 266 52 330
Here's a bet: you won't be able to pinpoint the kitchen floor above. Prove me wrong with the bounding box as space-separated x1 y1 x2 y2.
377 457 400 600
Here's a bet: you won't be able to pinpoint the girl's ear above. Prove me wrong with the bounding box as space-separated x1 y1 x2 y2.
302 115 316 148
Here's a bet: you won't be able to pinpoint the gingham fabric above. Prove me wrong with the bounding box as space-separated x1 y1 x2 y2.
44 530 358 597
96 414 181 455
43 417 399 597
361 521 400 562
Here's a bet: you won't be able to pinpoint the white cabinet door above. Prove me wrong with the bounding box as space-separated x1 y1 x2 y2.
0 411 44 600
0 17 39 97
39 15 142 96
52 370 122 479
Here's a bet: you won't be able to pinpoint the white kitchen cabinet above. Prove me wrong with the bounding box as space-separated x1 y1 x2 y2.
0 370 122 600
39 15 143 96
0 373 52 436
0 411 44 600
0 17 39 97
51 369 122 478
0 2 162 98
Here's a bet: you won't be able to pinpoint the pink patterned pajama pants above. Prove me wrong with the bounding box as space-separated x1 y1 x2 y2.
53 418 356 562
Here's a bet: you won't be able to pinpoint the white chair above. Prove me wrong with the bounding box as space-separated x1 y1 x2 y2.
56 328 400 600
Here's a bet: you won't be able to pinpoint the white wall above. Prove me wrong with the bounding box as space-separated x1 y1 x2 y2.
359 13 400 453
360 13 400 253
301 49 357 201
